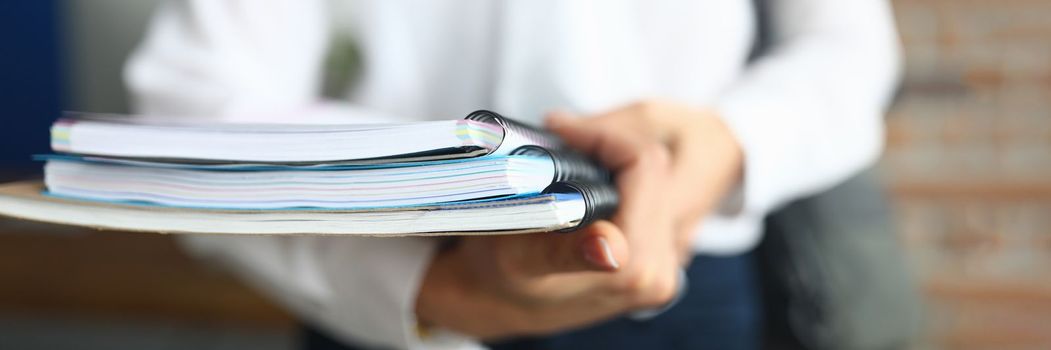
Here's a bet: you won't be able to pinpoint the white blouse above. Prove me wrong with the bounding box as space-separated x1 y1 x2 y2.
125 0 900 348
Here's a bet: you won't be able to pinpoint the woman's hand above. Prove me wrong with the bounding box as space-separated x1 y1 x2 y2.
548 100 744 264
414 100 743 340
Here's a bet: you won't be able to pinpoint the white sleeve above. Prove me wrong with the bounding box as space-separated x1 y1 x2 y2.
715 0 902 216
125 1 477 349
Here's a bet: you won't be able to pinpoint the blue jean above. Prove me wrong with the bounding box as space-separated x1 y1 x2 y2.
303 251 762 350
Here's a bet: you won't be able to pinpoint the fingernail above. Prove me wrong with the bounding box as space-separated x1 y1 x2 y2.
584 236 620 270
599 237 620 269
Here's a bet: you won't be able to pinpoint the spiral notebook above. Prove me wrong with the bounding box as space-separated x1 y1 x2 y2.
0 180 617 236
41 151 609 209
51 110 564 164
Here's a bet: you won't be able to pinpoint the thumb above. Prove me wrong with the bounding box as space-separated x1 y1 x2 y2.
544 111 598 156
545 110 645 172
506 220 630 277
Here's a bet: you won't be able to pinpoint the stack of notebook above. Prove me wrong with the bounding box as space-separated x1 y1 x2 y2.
2 110 617 235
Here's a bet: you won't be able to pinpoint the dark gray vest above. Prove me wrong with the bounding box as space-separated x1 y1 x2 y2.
751 1 921 349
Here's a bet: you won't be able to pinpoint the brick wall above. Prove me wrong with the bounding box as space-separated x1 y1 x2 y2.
886 0 1051 348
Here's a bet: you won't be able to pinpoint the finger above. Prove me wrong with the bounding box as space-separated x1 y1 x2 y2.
503 220 630 277
578 221 630 271
546 111 674 239
606 143 672 226
544 111 649 171
675 223 698 266
555 107 732 239
545 108 677 256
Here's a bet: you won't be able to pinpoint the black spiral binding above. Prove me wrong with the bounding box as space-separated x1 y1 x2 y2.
467 110 619 232
542 180 620 232
464 110 562 151
510 145 610 184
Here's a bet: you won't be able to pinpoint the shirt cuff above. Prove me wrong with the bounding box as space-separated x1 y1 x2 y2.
715 84 803 217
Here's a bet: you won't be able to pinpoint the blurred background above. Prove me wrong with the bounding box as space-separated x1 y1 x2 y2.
0 0 1048 349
